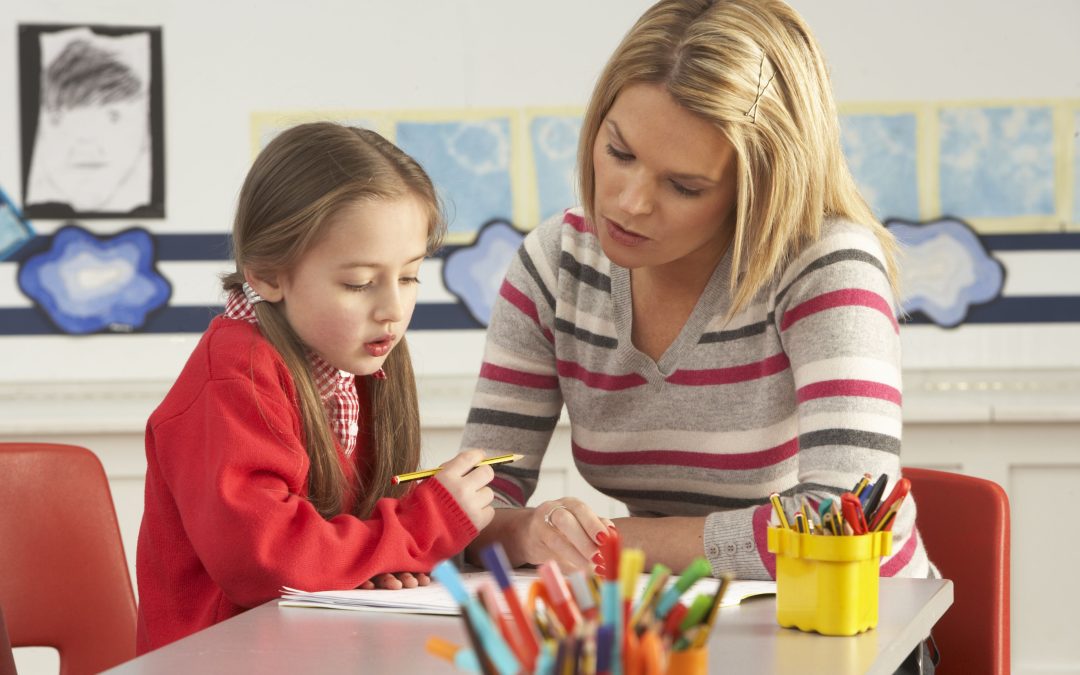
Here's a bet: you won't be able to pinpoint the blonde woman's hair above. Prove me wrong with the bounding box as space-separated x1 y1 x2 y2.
578 0 899 316
222 122 445 519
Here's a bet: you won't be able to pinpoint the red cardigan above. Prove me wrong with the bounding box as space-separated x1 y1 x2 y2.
136 317 476 653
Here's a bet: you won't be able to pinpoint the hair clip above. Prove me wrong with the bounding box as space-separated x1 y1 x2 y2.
242 281 265 305
744 53 776 123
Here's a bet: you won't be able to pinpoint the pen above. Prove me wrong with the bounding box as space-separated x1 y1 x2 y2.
425 636 483 673
862 473 889 513
539 560 583 634
840 492 868 535
568 570 599 622
391 453 523 485
868 477 911 531
630 564 670 628
478 581 528 668
654 557 711 619
431 560 520 675
691 573 731 648
479 543 541 667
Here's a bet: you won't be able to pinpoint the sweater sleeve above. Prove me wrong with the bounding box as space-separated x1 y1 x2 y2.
459 218 565 507
150 368 477 608
703 227 931 579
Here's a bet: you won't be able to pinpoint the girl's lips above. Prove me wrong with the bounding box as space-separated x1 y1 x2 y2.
364 336 394 357
604 217 649 247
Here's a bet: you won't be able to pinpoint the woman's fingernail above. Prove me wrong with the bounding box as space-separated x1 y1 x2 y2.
608 524 618 534
596 531 608 545
591 552 604 565
594 564 606 576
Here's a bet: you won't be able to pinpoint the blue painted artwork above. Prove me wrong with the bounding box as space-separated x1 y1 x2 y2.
396 119 513 236
17 225 171 334
0 188 35 260
939 106 1055 218
840 113 920 221
442 220 526 326
531 115 581 222
887 217 1005 328
1073 110 1080 225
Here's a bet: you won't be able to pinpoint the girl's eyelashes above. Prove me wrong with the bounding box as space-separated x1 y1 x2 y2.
344 277 420 292
605 143 633 163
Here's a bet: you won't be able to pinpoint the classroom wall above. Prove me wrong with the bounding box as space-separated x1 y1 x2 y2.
1 2 1078 674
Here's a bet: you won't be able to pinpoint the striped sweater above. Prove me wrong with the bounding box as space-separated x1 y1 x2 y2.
461 208 932 581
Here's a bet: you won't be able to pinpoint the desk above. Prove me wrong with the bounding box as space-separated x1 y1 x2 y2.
106 578 952 675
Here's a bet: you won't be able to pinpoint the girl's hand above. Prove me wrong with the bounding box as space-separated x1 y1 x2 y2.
358 572 431 590
432 448 496 531
517 498 615 574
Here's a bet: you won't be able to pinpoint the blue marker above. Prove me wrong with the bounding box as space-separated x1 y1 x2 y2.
431 560 520 675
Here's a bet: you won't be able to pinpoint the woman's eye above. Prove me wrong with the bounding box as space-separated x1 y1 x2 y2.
345 282 372 292
605 144 633 163
671 181 703 197
400 276 421 285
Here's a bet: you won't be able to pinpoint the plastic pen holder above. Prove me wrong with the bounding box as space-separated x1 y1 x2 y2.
766 527 892 636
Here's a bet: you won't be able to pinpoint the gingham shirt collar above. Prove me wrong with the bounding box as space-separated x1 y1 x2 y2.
224 289 361 456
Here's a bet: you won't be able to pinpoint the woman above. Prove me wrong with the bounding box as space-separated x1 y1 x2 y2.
462 0 932 588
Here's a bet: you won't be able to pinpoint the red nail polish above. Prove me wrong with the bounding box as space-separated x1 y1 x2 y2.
596 531 608 545
594 564 606 576
591 552 604 565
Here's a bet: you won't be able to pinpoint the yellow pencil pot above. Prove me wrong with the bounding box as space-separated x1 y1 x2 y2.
766 527 892 636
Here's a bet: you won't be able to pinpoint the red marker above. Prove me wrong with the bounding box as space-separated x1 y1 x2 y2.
539 560 583 634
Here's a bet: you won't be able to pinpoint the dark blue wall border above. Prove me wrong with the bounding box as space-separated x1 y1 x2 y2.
2 231 1079 334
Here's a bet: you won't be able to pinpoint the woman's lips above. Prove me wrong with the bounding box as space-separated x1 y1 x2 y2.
604 217 649 247
364 336 394 357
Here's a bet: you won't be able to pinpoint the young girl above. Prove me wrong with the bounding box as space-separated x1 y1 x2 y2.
136 122 495 653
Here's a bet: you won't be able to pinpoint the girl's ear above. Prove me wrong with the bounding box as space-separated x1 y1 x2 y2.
242 267 284 303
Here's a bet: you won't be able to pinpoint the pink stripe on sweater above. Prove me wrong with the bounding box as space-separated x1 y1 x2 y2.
797 379 902 405
557 360 647 391
754 502 777 580
491 476 524 507
781 288 899 333
564 211 595 234
572 437 798 471
666 352 790 386
480 362 560 389
880 526 919 577
500 279 541 324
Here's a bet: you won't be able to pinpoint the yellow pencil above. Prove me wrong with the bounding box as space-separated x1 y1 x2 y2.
391 453 523 485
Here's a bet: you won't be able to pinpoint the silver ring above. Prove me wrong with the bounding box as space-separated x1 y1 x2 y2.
543 504 570 529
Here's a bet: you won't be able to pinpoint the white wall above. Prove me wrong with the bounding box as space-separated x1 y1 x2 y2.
1 1 1079 674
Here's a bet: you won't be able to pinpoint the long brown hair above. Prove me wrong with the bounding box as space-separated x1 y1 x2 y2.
578 0 899 317
222 122 445 519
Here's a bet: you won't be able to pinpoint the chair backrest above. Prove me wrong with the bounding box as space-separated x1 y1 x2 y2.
0 604 16 675
904 467 1010 675
0 443 136 675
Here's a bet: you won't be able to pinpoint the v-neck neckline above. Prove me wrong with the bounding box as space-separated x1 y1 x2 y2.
610 245 735 382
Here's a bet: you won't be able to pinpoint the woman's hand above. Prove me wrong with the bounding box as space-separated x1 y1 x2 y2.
358 572 431 590
432 448 496 531
516 498 616 573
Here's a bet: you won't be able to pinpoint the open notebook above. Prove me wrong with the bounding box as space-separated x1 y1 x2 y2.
279 569 775 616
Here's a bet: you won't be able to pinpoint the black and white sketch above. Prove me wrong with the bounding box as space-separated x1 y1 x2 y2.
19 24 165 218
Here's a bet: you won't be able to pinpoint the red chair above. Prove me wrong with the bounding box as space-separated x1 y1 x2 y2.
904 467 1010 675
1 604 16 675
0 443 136 675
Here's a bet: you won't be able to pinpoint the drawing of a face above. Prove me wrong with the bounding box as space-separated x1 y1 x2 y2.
26 31 153 214
38 97 150 212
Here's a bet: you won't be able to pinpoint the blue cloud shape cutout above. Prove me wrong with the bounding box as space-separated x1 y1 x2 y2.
17 224 172 334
